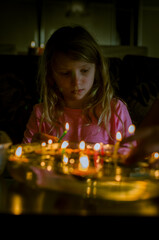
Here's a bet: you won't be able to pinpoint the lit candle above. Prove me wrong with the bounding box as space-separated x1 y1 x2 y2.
79 155 89 171
15 146 23 158
128 124 136 149
78 140 89 171
61 141 69 154
150 152 159 164
79 140 85 151
41 142 46 154
58 122 69 142
47 139 53 150
9 146 28 162
112 131 122 161
128 124 136 135
30 41 36 48
93 143 100 167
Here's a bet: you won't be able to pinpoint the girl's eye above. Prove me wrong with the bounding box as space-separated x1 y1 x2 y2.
60 72 70 76
81 69 89 73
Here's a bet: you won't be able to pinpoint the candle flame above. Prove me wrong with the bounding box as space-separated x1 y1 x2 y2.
65 122 69 131
116 131 122 141
94 143 100 151
15 146 22 157
128 124 136 134
79 155 89 169
48 139 53 145
61 141 69 149
63 154 69 164
31 41 35 48
41 142 46 147
153 152 159 159
79 140 85 150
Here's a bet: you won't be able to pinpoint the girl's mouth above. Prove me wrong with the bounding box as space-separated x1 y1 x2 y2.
71 89 84 94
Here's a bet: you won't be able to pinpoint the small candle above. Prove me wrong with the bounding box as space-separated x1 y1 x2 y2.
93 143 100 167
128 124 136 135
128 124 136 149
15 146 23 157
30 41 36 48
9 146 28 162
112 131 122 164
79 155 89 171
48 139 53 149
61 141 69 154
58 122 69 142
79 140 85 151
150 152 159 164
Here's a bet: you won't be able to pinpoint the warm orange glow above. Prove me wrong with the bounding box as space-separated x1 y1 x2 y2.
15 146 22 157
79 140 85 150
116 131 122 141
128 124 136 134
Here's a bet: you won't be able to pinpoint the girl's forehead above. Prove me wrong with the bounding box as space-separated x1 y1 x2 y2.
53 53 94 69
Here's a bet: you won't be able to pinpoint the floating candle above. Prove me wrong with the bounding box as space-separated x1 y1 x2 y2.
58 122 69 142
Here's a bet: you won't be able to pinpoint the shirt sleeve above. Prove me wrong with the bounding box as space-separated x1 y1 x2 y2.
22 104 42 143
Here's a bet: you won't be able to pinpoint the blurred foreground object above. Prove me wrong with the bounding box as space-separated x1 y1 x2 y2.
0 131 12 175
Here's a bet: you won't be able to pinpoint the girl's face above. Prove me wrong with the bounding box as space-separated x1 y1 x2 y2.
52 53 95 108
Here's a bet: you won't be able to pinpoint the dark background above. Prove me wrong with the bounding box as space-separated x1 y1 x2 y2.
0 0 159 144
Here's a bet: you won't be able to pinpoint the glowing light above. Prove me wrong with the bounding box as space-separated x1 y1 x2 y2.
63 154 69 164
93 143 100 151
15 146 22 157
58 122 69 142
116 131 122 141
41 142 46 147
128 124 136 134
154 152 159 159
61 141 69 149
48 139 53 145
65 122 69 131
79 140 85 150
79 155 89 169
30 41 35 48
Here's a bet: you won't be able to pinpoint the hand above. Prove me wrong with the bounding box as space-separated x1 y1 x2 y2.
31 133 59 143
122 126 159 165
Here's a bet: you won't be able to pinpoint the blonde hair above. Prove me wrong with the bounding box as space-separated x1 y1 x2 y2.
38 25 117 136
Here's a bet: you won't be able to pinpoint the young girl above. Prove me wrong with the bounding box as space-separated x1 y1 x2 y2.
23 25 133 144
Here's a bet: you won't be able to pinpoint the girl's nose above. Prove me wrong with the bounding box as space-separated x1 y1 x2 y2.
71 71 80 85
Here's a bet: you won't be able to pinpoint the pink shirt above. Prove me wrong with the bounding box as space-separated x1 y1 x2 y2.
23 100 133 144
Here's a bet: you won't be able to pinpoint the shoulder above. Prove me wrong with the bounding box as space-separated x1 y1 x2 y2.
32 103 44 118
111 98 128 111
